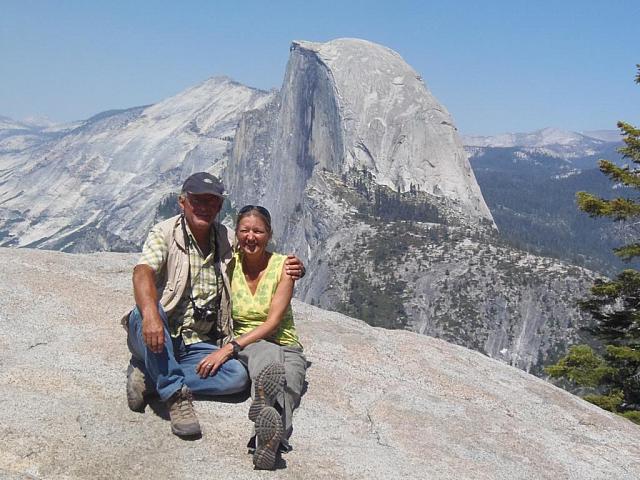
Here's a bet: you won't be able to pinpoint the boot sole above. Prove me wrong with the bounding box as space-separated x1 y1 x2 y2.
171 423 202 438
253 406 283 470
249 362 285 422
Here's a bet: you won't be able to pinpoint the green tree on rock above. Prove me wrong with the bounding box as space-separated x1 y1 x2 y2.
546 65 640 425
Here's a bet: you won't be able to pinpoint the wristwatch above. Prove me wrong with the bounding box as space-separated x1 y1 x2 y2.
230 340 242 358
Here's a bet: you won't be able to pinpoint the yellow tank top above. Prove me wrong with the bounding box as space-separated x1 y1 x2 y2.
231 251 301 347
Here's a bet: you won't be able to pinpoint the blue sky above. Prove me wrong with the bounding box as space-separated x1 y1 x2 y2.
1 0 638 135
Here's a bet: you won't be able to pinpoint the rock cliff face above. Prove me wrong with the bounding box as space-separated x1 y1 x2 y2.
227 38 593 372
0 77 272 251
1 247 639 480
229 39 493 239
296 39 491 214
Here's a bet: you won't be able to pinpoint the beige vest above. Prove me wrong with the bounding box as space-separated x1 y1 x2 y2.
121 215 235 346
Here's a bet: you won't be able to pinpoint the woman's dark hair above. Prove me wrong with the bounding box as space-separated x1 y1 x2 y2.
236 205 272 233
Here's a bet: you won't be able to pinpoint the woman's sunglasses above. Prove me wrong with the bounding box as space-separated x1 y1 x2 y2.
238 205 271 222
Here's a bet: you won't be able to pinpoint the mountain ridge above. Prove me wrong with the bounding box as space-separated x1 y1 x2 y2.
0 76 273 251
462 128 621 161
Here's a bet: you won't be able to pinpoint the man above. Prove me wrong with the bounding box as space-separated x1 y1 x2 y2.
123 172 304 438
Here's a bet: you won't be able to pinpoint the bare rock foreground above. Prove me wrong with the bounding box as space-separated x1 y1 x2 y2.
1 247 639 480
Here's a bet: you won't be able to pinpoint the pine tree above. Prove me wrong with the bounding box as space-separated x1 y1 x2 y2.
546 65 640 425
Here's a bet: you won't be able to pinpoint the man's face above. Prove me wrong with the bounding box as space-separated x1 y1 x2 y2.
179 193 223 231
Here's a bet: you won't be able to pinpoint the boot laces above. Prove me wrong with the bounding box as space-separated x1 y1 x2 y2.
178 388 194 414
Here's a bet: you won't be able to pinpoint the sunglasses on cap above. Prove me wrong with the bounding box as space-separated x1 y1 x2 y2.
238 205 271 222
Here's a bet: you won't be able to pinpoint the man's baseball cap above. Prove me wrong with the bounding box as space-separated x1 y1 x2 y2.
181 172 226 197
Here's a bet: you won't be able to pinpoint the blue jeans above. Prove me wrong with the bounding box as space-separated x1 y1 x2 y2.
127 305 249 401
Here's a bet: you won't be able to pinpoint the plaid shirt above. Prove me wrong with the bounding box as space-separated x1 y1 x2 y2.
138 222 221 345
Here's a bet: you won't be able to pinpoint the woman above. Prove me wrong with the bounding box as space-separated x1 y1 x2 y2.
196 205 307 470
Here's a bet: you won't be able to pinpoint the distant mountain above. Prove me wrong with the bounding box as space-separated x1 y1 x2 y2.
462 127 621 164
0 115 65 134
0 76 272 251
0 115 31 131
464 131 631 275
0 116 58 155
463 127 617 149
230 39 494 237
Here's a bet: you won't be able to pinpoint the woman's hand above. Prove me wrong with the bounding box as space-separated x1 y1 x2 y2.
195 344 234 378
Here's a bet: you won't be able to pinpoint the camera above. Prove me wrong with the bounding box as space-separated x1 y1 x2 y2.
190 292 222 338
192 303 216 323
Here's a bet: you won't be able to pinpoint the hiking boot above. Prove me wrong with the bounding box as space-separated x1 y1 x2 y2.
167 385 201 438
253 406 283 470
126 359 147 412
249 362 286 422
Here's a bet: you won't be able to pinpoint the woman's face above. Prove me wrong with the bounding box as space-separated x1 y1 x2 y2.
236 214 271 257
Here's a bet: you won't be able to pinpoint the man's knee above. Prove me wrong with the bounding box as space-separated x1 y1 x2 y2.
128 303 169 329
127 304 171 358
224 359 250 391
195 359 249 395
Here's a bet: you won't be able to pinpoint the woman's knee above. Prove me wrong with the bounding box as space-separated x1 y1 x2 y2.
242 341 284 374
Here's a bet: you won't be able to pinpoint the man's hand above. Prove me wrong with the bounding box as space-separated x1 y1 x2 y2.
284 254 306 280
142 312 165 354
195 345 233 378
